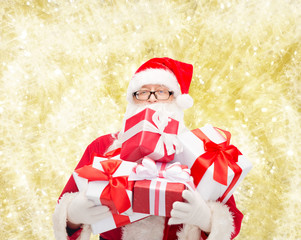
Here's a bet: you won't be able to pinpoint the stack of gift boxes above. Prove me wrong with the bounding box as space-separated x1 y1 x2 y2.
73 108 252 234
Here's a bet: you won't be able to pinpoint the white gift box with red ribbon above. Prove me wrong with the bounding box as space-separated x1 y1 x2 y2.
73 151 149 234
172 124 252 203
129 157 195 217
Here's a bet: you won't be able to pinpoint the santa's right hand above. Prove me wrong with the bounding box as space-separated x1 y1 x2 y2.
67 189 111 225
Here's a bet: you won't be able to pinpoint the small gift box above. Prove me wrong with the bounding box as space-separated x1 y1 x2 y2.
120 108 180 162
129 157 194 217
73 150 150 234
133 180 185 217
173 124 252 203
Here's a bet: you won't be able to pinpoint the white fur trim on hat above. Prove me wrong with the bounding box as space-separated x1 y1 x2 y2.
52 192 92 240
126 68 181 103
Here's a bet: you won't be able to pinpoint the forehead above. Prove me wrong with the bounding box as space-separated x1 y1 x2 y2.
139 84 169 90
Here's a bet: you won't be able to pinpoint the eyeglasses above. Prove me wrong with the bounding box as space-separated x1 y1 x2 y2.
133 90 174 101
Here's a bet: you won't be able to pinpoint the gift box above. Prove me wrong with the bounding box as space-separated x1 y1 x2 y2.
133 179 185 217
73 151 150 234
73 153 136 215
173 124 252 203
90 212 149 235
129 157 194 217
120 108 180 162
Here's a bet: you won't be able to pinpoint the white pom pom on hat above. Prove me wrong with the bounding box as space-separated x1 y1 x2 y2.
176 93 194 109
127 57 194 109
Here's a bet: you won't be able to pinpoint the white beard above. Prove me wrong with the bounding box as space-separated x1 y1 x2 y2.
107 101 189 152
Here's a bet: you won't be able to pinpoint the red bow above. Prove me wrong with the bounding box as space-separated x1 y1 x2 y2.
75 159 132 214
191 128 242 202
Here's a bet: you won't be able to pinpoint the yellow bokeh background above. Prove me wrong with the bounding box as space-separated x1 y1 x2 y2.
1 0 300 239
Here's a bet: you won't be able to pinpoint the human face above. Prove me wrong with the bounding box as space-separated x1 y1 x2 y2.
132 84 174 104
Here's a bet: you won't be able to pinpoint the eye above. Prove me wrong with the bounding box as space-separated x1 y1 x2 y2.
156 90 168 95
138 90 149 95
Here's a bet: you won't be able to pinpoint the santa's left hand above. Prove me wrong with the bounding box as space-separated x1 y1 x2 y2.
168 189 212 233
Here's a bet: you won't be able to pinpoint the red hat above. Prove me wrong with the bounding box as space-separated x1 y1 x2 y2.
127 57 194 109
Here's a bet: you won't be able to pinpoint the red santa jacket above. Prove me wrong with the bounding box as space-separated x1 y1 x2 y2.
58 133 243 240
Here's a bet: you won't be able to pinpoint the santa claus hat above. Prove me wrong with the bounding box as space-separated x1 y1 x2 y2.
126 57 194 109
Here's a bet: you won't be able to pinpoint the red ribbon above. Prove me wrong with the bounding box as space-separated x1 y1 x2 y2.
89 148 122 164
112 214 131 228
105 148 122 158
75 159 132 214
190 128 242 202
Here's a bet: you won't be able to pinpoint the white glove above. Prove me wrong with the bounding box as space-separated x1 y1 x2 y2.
67 190 111 225
168 190 212 233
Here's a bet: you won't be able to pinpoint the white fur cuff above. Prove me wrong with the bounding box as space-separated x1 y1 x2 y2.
176 201 234 240
206 201 234 240
52 192 92 240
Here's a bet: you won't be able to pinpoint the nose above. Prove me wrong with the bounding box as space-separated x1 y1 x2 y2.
147 93 158 103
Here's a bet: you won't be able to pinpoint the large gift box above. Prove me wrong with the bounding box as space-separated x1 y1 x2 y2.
120 108 180 162
73 150 149 234
129 157 194 217
173 124 252 203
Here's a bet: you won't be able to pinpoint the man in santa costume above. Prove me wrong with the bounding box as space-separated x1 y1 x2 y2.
53 57 243 240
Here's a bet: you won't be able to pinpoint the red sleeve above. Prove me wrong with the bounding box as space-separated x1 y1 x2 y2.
226 195 243 239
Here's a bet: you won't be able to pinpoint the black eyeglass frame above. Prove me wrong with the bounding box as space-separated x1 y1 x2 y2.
133 90 174 101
